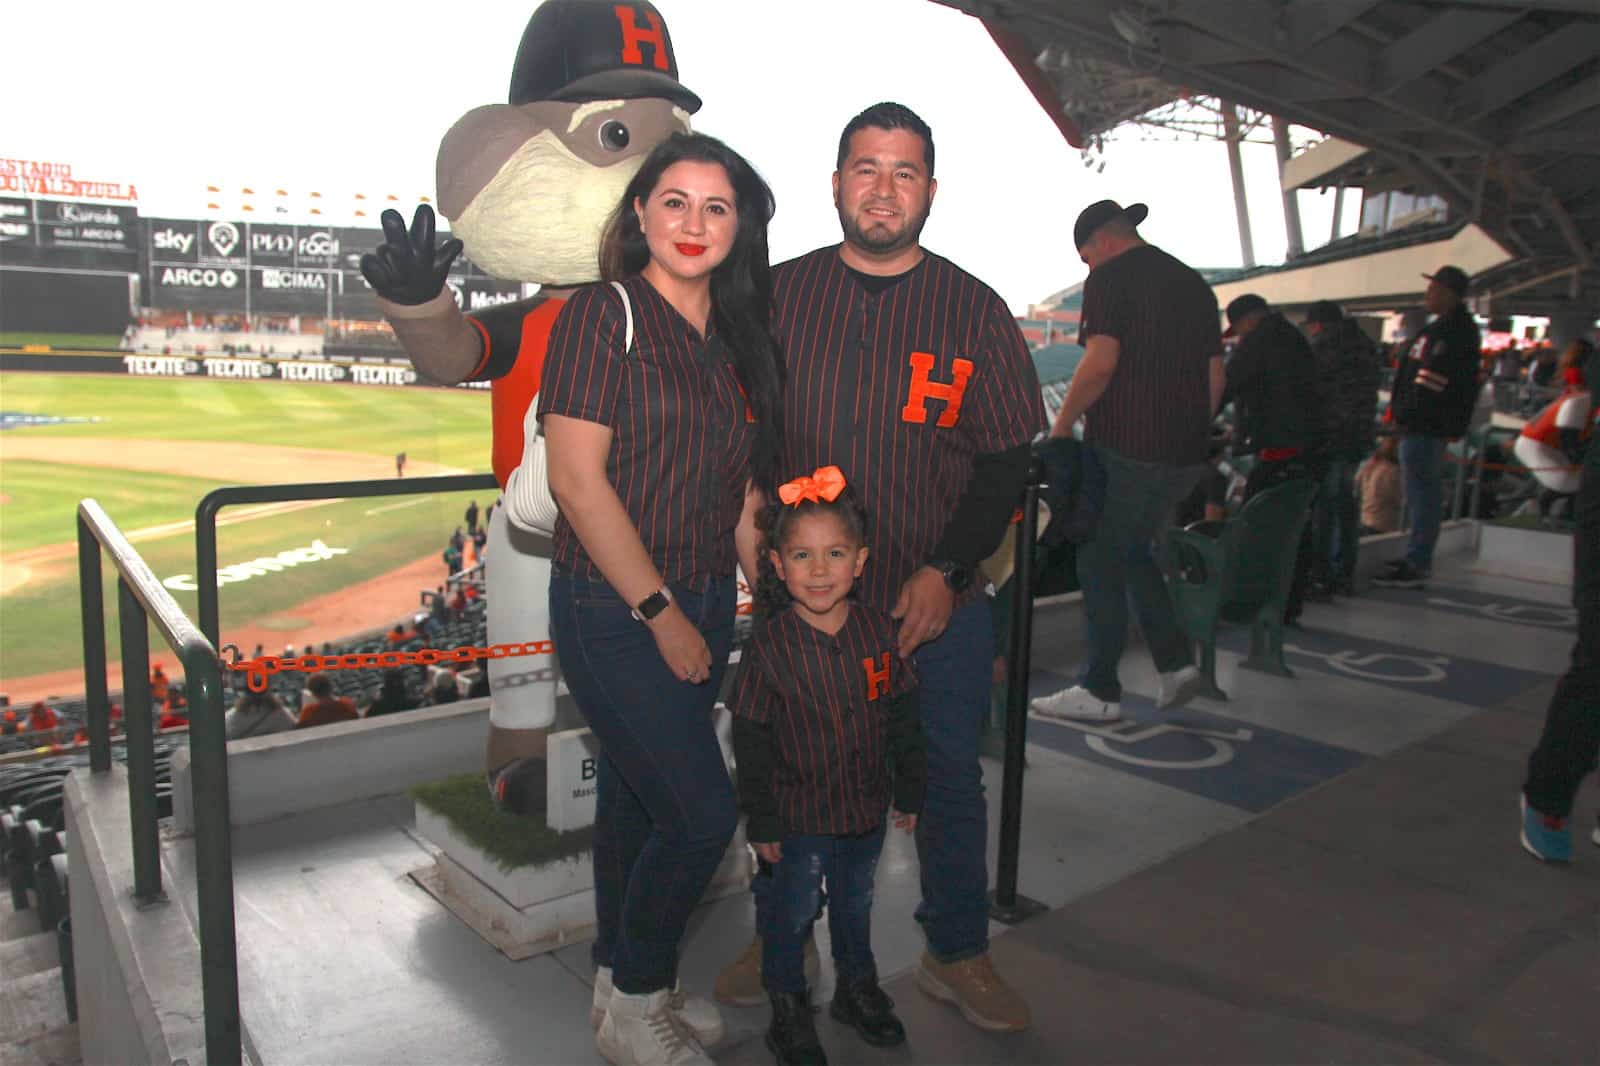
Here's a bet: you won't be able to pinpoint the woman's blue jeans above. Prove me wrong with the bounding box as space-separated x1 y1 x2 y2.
759 822 888 994
550 569 738 995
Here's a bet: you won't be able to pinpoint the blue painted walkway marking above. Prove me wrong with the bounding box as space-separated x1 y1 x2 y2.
1025 671 1366 813
1363 583 1577 630
1215 624 1551 706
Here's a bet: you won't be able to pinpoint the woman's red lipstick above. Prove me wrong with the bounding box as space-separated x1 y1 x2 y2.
675 243 707 256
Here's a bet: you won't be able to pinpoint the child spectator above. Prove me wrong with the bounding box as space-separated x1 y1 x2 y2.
1357 435 1404 534
296 673 358 729
729 468 925 1063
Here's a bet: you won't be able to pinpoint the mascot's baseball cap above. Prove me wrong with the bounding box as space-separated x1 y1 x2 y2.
509 0 701 113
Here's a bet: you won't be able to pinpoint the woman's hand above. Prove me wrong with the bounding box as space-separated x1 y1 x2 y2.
648 604 713 684
754 841 783 864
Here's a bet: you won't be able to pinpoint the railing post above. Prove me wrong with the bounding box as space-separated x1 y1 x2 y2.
989 462 1047 925
195 496 222 649
78 513 111 774
116 577 163 903
180 646 242 1065
1469 433 1489 520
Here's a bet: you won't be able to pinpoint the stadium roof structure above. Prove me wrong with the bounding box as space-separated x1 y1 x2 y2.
939 0 1600 316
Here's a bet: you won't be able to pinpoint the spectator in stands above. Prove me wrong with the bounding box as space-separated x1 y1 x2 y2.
295 673 358 729
427 671 461 706
1357 435 1403 535
1376 266 1481 589
387 623 413 645
443 542 463 577
363 671 415 718
25 701 61 741
1515 340 1593 518
1303 300 1382 596
1219 293 1325 622
150 662 170 707
1529 345 1559 389
465 499 480 536
225 690 296 740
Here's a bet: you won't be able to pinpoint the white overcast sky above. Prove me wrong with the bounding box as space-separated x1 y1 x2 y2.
5 0 1354 314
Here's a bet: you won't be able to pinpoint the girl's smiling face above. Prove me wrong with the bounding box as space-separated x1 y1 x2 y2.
770 510 868 625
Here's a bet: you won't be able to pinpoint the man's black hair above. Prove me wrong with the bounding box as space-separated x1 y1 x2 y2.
836 102 935 176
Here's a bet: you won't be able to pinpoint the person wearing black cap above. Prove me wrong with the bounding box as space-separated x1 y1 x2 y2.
1374 265 1481 588
1218 293 1325 621
1033 199 1223 725
1303 300 1381 595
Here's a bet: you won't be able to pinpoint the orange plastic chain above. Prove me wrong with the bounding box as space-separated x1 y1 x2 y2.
223 641 555 693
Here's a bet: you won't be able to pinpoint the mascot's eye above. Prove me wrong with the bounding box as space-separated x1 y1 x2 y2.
599 120 631 152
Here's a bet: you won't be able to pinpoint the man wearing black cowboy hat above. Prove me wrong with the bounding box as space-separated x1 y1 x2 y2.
1375 265 1481 588
1034 199 1224 724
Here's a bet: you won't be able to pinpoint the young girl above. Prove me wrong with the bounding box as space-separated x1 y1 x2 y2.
729 467 926 1066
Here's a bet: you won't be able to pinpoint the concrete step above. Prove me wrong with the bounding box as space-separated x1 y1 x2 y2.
0 1020 80 1066
0 908 47 944
0 969 73 1054
0 931 59 982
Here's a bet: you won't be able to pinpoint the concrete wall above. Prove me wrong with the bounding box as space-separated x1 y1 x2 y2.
170 692 584 831
66 767 207 1066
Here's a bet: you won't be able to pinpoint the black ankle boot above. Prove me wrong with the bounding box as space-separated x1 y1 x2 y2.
830 973 906 1047
766 990 827 1065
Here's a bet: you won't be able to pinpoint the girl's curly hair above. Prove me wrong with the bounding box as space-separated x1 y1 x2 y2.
752 484 870 620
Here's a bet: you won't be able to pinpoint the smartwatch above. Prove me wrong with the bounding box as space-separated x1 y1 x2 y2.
929 560 972 593
631 586 673 622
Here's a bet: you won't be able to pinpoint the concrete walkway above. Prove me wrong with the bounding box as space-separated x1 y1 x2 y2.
720 678 1600 1065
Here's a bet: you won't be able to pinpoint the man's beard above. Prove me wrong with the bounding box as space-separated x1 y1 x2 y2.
838 197 930 257
450 129 641 287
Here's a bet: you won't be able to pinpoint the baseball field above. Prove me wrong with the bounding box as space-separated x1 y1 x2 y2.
0 369 495 698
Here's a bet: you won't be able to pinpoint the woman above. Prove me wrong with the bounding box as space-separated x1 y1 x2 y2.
538 132 783 1066
1515 340 1593 516
223 689 295 741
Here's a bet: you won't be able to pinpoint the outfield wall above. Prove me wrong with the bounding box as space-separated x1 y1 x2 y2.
0 350 489 390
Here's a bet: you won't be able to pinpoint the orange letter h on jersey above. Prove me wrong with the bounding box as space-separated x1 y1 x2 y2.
901 352 974 427
614 6 670 70
863 653 890 701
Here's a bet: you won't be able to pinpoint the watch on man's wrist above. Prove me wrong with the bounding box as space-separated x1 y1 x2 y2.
631 586 673 622
929 559 972 593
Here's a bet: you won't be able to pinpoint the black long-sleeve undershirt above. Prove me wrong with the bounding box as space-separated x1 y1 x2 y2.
928 442 1032 569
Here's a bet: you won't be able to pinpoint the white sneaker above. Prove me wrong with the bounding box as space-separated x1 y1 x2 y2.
1030 686 1120 723
592 968 724 1048
1158 665 1205 710
597 987 712 1066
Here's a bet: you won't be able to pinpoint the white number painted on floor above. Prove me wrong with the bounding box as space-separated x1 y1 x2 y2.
1055 719 1256 770
1284 644 1450 683
1426 597 1577 628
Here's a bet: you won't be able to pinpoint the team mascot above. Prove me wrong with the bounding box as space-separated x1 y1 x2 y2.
360 0 699 818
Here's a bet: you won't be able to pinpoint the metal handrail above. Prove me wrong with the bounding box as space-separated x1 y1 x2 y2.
76 498 240 1065
194 473 497 648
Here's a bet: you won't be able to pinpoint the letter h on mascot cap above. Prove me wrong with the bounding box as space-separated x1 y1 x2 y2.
362 0 699 822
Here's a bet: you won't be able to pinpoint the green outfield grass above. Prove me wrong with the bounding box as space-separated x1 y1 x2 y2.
0 373 490 469
1 372 493 682
1 332 123 350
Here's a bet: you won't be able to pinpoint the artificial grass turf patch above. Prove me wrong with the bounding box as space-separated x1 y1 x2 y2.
412 773 593 872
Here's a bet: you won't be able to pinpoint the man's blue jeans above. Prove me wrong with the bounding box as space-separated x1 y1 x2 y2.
750 597 996 965
1075 447 1202 702
550 569 738 995
759 823 887 994
1400 433 1448 571
1313 459 1358 587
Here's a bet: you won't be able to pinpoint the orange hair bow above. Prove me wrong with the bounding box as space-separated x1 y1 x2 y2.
778 465 847 506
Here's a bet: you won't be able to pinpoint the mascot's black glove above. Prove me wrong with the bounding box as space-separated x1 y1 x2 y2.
359 205 464 306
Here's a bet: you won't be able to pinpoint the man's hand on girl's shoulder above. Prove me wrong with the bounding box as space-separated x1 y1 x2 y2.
891 809 917 833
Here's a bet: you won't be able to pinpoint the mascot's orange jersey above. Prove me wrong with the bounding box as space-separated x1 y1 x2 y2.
467 296 566 488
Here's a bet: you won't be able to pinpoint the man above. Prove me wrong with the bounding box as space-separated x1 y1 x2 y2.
1303 300 1381 595
1218 294 1325 622
1375 266 1481 588
1030 200 1222 724
295 673 358 729
720 102 1041 1040
1518 358 1599 862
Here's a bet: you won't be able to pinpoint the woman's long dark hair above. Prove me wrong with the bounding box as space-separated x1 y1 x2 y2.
599 132 784 493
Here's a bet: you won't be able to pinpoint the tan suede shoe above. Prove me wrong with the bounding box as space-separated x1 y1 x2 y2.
915 951 1030 1033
